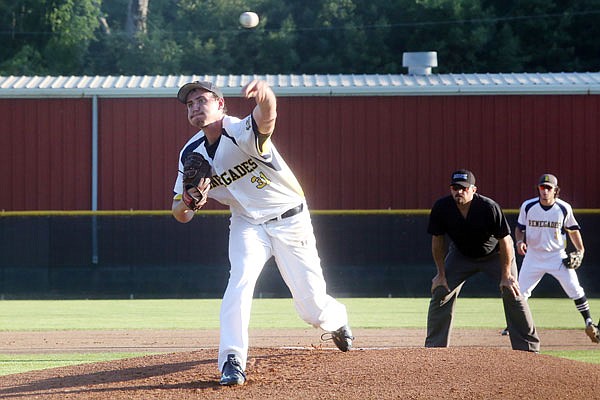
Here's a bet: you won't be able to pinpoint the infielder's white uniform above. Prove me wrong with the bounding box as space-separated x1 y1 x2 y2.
173 114 348 371
516 197 585 299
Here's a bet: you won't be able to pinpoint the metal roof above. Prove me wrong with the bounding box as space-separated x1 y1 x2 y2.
1 72 599 98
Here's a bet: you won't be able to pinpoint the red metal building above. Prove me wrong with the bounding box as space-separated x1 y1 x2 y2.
1 73 599 211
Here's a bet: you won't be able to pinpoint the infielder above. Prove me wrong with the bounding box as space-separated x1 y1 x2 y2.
514 173 599 343
425 169 540 352
171 80 353 386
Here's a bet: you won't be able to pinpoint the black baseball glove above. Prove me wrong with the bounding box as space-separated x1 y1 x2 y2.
562 251 584 270
181 152 212 210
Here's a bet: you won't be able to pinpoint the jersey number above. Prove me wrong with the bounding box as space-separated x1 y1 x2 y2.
251 171 271 189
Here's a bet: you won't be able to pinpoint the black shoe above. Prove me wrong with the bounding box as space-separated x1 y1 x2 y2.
219 354 246 386
322 325 354 352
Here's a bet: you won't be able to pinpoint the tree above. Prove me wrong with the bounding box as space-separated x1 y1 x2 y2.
0 0 53 74
0 0 598 75
45 0 102 74
126 0 149 37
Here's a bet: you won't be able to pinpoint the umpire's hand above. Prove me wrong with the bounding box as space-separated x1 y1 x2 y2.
431 273 450 294
500 274 522 298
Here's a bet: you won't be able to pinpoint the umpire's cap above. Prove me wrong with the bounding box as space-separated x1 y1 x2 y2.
177 81 223 103
538 173 558 188
450 169 476 188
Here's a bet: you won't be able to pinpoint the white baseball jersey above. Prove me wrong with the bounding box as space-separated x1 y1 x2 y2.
517 197 580 259
173 115 305 223
517 197 585 299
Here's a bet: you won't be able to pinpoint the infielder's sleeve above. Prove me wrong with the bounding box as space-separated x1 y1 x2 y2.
516 202 527 232
563 203 581 231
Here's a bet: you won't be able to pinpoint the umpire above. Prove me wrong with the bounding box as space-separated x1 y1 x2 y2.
425 169 540 352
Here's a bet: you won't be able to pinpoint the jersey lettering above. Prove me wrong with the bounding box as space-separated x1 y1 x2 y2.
211 174 224 187
220 172 233 185
528 220 562 229
229 168 241 181
247 159 258 170
241 161 253 173
234 165 248 177
209 157 262 189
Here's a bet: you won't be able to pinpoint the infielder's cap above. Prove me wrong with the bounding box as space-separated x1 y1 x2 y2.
177 81 223 103
538 173 558 188
450 169 476 188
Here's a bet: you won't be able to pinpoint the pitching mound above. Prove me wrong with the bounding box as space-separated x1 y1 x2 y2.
1 346 599 399
1 329 599 399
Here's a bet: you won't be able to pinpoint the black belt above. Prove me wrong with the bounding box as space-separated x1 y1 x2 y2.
268 204 303 222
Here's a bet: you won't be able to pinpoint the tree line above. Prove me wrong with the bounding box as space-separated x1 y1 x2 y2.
1 0 599 76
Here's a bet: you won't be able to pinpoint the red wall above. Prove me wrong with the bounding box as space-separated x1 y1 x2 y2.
274 94 600 210
1 94 599 211
0 99 92 210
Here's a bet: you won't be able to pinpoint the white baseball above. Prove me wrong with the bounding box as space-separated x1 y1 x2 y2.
239 11 259 28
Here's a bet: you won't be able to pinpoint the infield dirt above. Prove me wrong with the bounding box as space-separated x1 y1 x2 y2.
1 328 599 399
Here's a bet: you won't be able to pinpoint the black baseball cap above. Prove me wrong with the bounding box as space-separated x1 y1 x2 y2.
538 173 558 188
177 81 223 103
450 169 476 188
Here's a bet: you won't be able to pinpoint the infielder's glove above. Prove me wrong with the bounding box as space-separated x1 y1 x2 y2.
181 152 211 210
562 251 584 270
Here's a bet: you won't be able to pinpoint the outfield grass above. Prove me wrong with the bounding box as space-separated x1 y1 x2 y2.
0 353 152 376
1 297 598 330
0 298 598 376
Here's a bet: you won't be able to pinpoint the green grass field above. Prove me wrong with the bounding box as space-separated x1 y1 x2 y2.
0 298 599 376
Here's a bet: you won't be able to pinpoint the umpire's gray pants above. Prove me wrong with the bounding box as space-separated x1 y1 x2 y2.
424 245 540 352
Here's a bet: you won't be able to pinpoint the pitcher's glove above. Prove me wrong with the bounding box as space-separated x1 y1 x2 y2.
563 251 584 270
181 152 211 210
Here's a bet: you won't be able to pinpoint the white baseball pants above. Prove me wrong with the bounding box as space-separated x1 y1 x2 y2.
218 207 348 371
519 251 585 300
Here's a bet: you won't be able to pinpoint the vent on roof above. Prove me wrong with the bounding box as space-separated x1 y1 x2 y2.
402 52 438 75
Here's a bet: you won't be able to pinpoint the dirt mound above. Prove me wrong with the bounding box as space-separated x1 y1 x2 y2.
1 346 599 400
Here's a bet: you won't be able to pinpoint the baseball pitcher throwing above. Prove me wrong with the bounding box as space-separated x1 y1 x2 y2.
171 80 353 386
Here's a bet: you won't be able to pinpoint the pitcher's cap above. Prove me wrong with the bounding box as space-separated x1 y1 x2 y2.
450 169 476 188
538 173 558 188
177 81 223 103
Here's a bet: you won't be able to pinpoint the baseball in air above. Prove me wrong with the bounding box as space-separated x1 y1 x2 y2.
239 11 259 28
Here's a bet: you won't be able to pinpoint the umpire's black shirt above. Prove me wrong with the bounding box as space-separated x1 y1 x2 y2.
427 193 511 258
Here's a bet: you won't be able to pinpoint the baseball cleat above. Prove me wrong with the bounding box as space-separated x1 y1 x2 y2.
220 354 246 386
321 325 354 352
500 327 509 336
585 322 600 344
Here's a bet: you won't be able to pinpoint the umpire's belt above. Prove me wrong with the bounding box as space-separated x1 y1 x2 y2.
268 204 303 222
